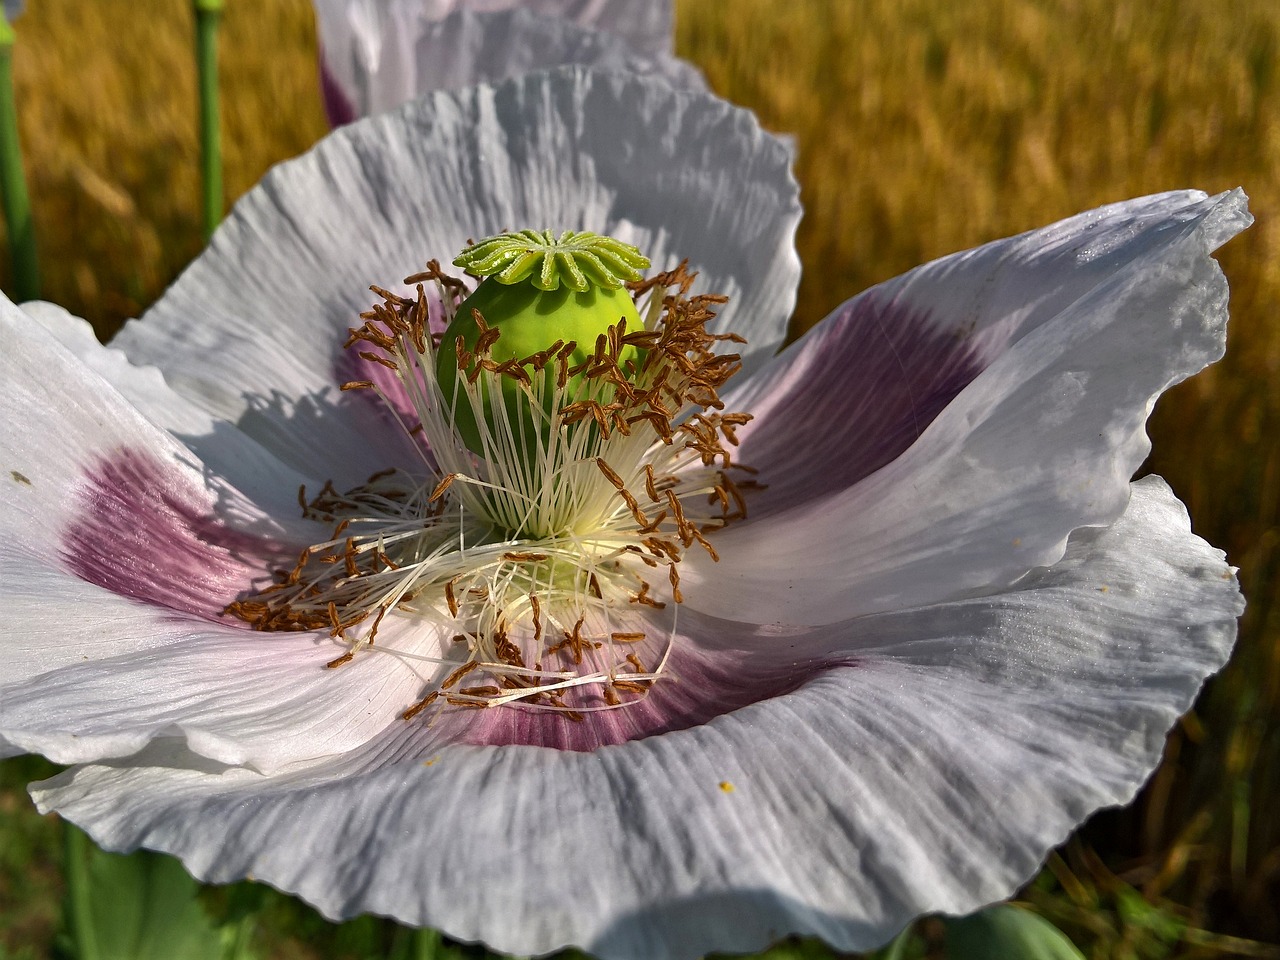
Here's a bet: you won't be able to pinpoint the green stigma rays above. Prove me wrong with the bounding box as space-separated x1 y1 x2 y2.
453 229 650 291
438 231 651 455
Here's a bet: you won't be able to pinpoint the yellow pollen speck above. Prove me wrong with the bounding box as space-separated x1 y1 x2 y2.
423 757 441 767
1011 537 1023 548
719 780 735 793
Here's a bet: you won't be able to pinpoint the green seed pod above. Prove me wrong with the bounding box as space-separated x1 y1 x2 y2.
437 230 650 456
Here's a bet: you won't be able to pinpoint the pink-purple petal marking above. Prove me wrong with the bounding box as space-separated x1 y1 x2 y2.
319 55 358 127
336 345 421 431
61 449 296 622
733 293 1000 518
333 292 450 437
448 646 847 751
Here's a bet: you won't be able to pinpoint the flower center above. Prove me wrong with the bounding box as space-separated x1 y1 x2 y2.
227 232 756 721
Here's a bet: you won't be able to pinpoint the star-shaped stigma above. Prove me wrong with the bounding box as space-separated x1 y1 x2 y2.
454 229 652 291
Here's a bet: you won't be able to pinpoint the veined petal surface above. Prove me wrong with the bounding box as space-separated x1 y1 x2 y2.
0 301 431 771
1 43 1246 960
33 478 1241 959
315 4 702 125
20 300 317 519
112 67 801 487
686 189 1250 625
1 614 445 772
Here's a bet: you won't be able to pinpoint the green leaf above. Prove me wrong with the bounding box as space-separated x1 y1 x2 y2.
702 936 841 960
387 927 477 960
1114 886 1186 944
69 830 223 960
872 923 924 960
944 904 1086 960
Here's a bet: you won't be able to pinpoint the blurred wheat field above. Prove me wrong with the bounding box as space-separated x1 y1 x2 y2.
1 0 1278 956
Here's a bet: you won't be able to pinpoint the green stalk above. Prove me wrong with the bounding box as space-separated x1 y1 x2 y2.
0 16 38 301
194 0 224 240
64 824 101 960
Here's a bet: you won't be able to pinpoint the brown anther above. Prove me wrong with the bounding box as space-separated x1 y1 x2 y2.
402 691 439 721
494 359 533 387
595 458 626 490
665 489 689 533
358 351 399 371
633 546 660 566
368 284 410 306
495 634 523 667
621 493 650 528
691 528 720 562
631 580 667 609
445 578 460 618
441 660 480 689
612 679 651 694
530 593 543 643
430 474 458 502
445 696 490 709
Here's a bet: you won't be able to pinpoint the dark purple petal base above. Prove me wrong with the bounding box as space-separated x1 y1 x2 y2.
61 449 295 622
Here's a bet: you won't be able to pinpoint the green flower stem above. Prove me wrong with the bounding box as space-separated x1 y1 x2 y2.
222 914 257 960
193 0 224 240
64 824 101 960
411 928 443 960
0 17 39 301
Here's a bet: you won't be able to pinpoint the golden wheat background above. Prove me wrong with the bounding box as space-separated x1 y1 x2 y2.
1 0 1277 956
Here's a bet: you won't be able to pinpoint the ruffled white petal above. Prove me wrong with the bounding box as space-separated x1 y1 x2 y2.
686 189 1250 625
112 67 801 485
0 299 299 683
20 300 316 519
0 304 452 769
2 614 442 773
315 4 701 124
33 477 1240 959
0 296 275 562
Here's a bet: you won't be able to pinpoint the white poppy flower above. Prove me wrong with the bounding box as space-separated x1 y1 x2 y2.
0 67 1245 959
313 0 704 124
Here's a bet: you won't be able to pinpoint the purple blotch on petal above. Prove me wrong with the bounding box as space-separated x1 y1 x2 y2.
335 289 451 456
336 343 419 426
449 646 851 751
737 294 997 518
61 449 294 623
319 55 358 128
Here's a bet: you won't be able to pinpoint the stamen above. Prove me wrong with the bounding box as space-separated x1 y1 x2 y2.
230 248 755 724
